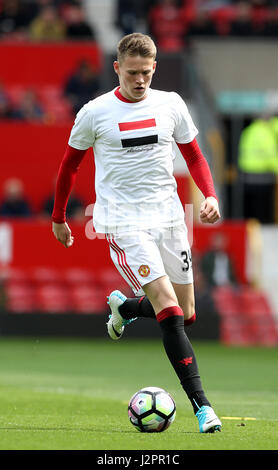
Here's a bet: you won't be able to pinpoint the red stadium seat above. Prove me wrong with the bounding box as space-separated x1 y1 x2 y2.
213 286 278 345
6 84 73 123
238 287 272 317
6 85 25 105
2 266 31 283
36 85 73 122
6 282 37 313
30 266 64 286
71 285 107 314
212 286 239 316
98 268 133 297
63 267 96 286
35 283 72 313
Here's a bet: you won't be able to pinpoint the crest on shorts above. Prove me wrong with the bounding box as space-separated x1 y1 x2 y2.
138 265 150 277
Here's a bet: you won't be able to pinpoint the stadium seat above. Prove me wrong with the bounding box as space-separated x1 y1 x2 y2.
6 85 25 105
98 268 133 297
213 286 278 345
35 283 72 313
212 286 239 316
238 287 273 317
71 285 107 314
2 266 32 283
30 266 64 285
6 84 73 123
3 267 36 312
35 85 73 121
6 282 37 313
63 267 96 286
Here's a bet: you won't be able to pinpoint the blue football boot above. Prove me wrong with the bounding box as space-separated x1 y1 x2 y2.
196 405 222 433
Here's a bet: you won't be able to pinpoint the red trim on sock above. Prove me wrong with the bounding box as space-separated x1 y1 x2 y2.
157 306 184 323
184 312 196 326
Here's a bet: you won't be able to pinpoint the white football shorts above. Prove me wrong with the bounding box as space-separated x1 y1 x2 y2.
106 224 193 296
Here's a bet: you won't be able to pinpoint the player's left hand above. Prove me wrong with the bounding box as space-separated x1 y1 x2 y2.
200 196 221 224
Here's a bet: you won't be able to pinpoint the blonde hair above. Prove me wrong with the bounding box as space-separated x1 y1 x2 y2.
117 33 157 63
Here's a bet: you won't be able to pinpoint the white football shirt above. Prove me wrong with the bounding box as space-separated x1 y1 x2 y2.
68 87 198 233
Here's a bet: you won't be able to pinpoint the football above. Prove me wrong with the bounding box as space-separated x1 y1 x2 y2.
128 386 176 432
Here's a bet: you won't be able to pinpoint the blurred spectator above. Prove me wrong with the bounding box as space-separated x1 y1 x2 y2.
116 0 278 40
269 115 278 139
250 0 270 34
41 187 85 220
64 60 100 115
29 4 66 41
116 0 157 35
191 250 220 337
0 82 13 119
0 0 35 38
230 1 254 36
187 9 218 36
200 233 238 287
11 89 45 122
62 3 95 40
148 0 186 52
250 0 278 37
238 115 278 223
209 3 237 35
116 0 140 35
264 14 278 37
195 1 233 11
0 178 32 218
0 278 7 311
239 116 278 175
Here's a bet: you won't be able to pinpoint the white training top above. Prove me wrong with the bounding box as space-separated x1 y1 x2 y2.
68 87 198 234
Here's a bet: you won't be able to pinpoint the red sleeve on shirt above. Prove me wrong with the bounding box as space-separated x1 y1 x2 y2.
177 139 217 199
51 145 87 223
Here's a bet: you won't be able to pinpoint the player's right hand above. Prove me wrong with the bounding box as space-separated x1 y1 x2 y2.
52 221 74 248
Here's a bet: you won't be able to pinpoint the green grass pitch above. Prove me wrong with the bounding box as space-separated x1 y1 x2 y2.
0 335 277 450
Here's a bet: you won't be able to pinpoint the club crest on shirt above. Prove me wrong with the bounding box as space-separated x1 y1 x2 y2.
138 265 150 277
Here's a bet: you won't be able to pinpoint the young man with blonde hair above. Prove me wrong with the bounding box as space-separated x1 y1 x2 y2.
52 33 222 433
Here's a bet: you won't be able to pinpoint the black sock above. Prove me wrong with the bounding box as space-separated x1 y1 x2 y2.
157 307 211 414
119 296 156 320
119 296 197 328
189 391 211 414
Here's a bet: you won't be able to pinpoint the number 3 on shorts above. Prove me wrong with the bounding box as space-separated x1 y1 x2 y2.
181 249 192 272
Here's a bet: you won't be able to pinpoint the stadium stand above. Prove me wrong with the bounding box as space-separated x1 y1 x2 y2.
1 0 278 345
213 286 278 346
0 40 102 123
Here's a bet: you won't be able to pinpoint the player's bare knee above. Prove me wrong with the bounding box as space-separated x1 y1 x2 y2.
180 300 195 320
149 291 177 313
143 277 178 313
183 305 196 326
